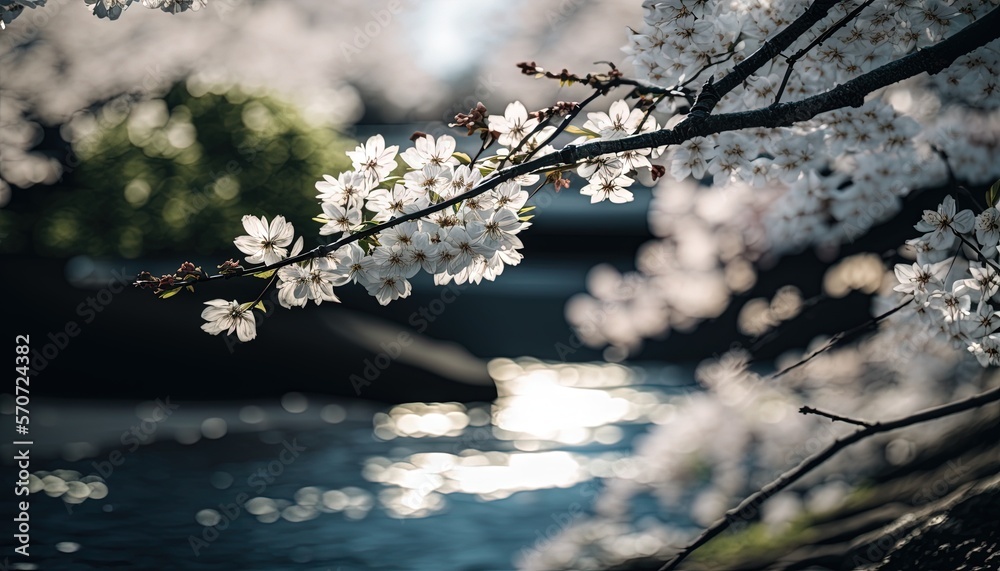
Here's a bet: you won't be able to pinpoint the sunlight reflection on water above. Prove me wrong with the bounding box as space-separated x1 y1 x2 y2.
357 358 677 519
214 359 677 522
20 358 690 570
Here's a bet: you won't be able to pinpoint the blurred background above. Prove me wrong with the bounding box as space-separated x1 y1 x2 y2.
1 1 996 571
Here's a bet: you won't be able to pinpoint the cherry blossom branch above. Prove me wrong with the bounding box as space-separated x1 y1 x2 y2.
773 0 877 104
143 5 1000 293
798 405 873 427
622 48 741 136
685 0 841 119
250 272 279 307
768 297 913 381
929 148 1000 274
517 61 688 98
550 5 1000 167
496 95 600 172
658 383 1000 571
952 228 1000 275
518 90 604 165
494 115 554 171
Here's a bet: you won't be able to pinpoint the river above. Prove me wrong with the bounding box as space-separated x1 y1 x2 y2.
7 359 694 571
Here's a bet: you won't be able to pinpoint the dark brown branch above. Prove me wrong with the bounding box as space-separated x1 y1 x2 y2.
952 228 1000 275
142 6 1000 292
518 61 687 97
548 5 1000 168
774 0 877 104
516 90 605 169
799 405 873 427
658 384 1000 571
632 92 668 135
494 114 554 172
687 0 842 119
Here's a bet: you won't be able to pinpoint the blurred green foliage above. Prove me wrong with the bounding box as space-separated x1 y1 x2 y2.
0 82 355 258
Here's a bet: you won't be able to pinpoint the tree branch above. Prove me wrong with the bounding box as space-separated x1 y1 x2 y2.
517 89 604 166
142 6 1000 292
774 0 877 104
768 297 913 381
658 384 1000 571
799 405 873 427
687 0 842 118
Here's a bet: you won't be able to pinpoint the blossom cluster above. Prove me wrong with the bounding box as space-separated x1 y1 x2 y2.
569 0 1000 355
887 195 1000 366
626 0 1000 251
2 0 208 25
196 93 677 341
1 0 45 29
83 0 207 19
571 100 663 204
200 127 541 340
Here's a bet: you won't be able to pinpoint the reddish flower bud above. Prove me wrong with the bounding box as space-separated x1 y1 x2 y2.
650 164 666 181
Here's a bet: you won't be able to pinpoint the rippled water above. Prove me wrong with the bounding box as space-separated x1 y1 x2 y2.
8 359 692 571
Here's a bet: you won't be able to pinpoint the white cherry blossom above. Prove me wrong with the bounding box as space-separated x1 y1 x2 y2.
400 134 459 169
233 215 295 266
200 299 256 342
488 101 539 148
346 134 398 184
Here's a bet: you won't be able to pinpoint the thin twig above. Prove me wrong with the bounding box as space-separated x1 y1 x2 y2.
749 247 904 354
494 114 554 172
632 92 668 136
681 51 738 90
774 0 876 104
658 384 1000 570
469 136 490 165
799 405 873 427
519 89 605 166
683 0 843 121
768 297 913 380
250 272 279 307
952 228 1000 275
748 291 827 352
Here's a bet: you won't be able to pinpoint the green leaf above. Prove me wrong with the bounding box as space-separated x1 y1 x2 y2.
564 125 597 137
453 151 472 165
313 216 328 223
988 178 1000 207
186 285 195 293
253 269 276 279
519 214 535 222
519 205 536 214
159 289 180 299
254 301 267 313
